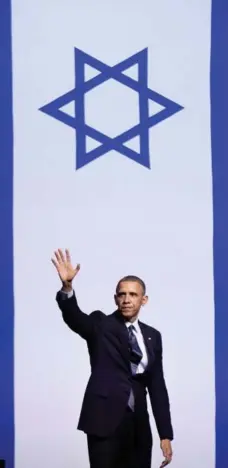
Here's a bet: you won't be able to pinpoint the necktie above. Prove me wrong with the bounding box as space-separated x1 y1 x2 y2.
128 325 143 373
127 324 143 410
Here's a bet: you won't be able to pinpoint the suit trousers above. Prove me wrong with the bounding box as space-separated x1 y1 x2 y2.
87 407 152 468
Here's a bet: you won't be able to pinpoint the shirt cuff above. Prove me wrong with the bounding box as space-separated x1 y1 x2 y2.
59 289 74 299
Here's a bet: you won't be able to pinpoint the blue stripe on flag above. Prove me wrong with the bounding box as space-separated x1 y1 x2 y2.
0 1 14 467
211 0 228 465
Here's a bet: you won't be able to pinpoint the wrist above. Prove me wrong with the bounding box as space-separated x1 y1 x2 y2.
61 280 73 293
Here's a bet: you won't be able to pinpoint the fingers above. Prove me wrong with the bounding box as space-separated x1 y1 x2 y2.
160 454 172 467
53 249 68 265
161 441 172 466
57 249 65 263
53 249 63 264
51 249 80 277
163 454 172 465
161 455 172 466
51 258 59 269
160 461 169 467
65 249 71 263
165 450 172 462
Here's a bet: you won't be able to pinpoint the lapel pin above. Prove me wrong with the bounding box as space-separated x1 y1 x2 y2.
148 337 151 340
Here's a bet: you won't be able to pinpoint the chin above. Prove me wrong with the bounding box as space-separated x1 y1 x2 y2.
121 310 135 319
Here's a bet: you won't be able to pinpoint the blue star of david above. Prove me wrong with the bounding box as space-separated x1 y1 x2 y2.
39 48 183 170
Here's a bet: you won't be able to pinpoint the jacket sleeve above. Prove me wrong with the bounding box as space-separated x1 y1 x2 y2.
147 331 174 441
56 290 103 340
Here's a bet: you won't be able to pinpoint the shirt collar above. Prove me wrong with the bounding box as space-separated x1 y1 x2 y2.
125 318 140 332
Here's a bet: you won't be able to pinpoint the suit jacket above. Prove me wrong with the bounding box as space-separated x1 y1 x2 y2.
56 291 173 440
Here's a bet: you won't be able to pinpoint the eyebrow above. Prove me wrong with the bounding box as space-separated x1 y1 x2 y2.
117 291 138 295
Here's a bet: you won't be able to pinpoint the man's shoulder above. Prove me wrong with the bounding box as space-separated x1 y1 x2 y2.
139 320 161 337
90 309 106 320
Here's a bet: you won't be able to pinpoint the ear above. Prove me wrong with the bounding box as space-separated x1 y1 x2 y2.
142 295 148 306
114 294 118 305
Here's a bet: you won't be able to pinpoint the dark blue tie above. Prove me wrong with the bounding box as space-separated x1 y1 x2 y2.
128 324 143 374
127 325 143 410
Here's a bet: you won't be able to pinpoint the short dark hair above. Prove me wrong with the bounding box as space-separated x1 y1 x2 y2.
116 275 146 295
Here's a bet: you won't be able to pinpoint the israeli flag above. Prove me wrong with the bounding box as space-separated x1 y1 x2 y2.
0 0 227 467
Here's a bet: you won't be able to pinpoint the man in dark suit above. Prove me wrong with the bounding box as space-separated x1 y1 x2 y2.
52 249 173 468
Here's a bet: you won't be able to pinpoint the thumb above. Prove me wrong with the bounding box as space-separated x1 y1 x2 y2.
74 263 81 275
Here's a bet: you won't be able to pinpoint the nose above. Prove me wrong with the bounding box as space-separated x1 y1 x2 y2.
123 294 131 303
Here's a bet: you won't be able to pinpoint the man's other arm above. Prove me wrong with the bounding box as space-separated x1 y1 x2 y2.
147 331 174 441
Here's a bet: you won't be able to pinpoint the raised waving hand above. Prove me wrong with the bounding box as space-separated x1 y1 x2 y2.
51 249 80 285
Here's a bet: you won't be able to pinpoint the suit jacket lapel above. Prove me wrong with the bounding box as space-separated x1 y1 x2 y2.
138 321 155 368
111 311 131 369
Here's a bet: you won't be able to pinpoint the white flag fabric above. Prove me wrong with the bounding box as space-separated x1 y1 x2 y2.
0 0 227 467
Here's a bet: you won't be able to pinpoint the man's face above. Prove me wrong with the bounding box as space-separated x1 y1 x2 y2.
114 281 148 322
